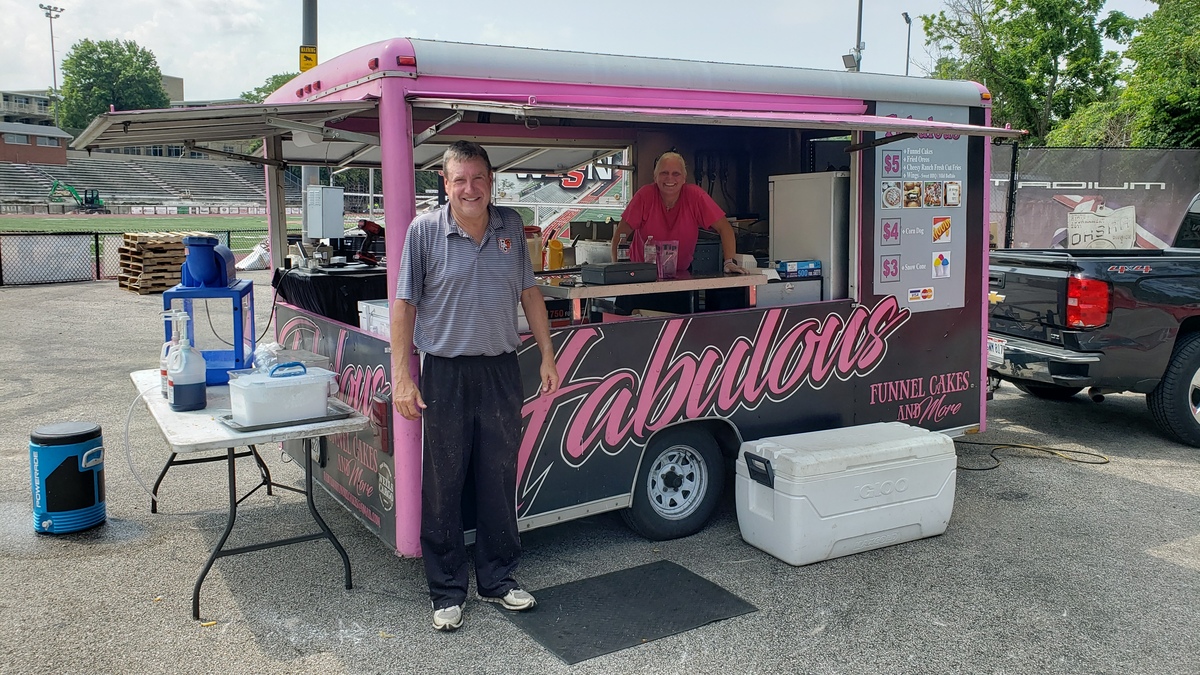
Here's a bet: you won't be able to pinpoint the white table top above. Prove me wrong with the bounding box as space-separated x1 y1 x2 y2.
130 369 370 454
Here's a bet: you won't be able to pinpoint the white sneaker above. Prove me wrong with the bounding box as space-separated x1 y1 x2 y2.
479 588 536 611
432 604 463 631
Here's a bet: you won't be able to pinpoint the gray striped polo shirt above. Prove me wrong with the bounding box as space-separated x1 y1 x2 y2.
395 203 536 358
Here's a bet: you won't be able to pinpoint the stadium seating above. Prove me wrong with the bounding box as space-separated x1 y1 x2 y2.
0 162 53 199
0 154 303 206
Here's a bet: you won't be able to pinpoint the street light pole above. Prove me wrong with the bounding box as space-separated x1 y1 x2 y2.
902 12 913 77
38 3 64 127
855 0 864 71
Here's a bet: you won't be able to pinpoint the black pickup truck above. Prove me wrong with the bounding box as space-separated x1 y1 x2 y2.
987 195 1200 446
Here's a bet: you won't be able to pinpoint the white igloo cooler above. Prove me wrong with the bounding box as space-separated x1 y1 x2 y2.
735 422 956 566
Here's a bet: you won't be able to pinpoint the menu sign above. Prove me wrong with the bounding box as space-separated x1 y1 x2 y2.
872 103 970 313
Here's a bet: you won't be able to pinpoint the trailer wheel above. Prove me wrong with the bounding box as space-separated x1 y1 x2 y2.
1012 382 1083 400
622 427 724 541
1148 333 1200 447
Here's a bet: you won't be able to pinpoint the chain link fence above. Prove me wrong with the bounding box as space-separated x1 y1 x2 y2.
0 229 269 287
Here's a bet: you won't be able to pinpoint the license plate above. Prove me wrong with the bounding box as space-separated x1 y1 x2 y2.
987 336 1006 366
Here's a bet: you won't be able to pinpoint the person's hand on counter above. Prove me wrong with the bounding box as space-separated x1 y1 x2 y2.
724 258 748 275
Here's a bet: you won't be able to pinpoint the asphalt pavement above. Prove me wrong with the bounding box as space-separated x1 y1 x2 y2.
1 272 1197 674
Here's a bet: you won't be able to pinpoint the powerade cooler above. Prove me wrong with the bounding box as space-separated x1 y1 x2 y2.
30 422 106 534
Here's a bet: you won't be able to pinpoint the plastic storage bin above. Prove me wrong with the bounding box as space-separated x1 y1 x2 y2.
735 422 956 566
228 364 338 427
357 299 391 339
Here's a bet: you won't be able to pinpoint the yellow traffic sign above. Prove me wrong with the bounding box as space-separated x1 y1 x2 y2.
299 45 317 72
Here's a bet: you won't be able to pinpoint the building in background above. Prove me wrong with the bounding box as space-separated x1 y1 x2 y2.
0 122 69 164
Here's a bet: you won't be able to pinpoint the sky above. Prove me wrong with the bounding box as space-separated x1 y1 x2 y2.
0 0 1158 101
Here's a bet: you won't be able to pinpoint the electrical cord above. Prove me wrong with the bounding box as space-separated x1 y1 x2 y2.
198 266 296 347
954 439 1110 471
124 387 223 517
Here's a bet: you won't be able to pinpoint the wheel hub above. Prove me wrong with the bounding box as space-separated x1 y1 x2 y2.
1190 369 1200 423
646 445 708 520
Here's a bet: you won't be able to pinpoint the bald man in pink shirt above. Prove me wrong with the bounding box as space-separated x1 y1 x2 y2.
611 152 747 274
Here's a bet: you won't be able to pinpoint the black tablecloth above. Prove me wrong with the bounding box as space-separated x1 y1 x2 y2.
272 267 390 327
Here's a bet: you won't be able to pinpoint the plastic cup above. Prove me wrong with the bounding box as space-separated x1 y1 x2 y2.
656 240 679 279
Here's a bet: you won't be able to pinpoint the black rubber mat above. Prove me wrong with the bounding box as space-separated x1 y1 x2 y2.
494 560 756 664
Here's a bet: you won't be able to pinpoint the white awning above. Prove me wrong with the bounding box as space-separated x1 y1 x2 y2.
409 97 1026 140
70 97 1023 172
73 101 380 150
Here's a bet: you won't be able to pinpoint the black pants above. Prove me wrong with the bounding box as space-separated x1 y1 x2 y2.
420 352 523 609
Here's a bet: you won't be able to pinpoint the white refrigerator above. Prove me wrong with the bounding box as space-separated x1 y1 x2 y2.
768 171 850 301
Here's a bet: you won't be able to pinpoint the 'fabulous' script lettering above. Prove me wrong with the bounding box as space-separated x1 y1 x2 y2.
517 298 911 489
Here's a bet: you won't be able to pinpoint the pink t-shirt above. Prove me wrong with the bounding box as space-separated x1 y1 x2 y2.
621 183 725 271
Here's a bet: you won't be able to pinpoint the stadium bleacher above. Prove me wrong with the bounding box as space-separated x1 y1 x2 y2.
0 154 303 206
0 162 53 199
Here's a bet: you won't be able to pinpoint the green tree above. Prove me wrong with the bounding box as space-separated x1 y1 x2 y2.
240 72 300 104
1045 99 1134 146
923 0 1135 144
1048 0 1200 148
58 39 171 129
1121 0 1200 147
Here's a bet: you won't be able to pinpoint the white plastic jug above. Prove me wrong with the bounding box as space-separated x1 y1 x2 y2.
167 340 207 412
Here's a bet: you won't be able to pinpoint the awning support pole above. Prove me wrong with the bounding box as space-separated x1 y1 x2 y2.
844 132 918 154
263 136 289 269
186 141 287 168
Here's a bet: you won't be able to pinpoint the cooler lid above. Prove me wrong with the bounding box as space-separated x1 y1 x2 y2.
31 422 102 446
741 422 954 479
228 365 336 389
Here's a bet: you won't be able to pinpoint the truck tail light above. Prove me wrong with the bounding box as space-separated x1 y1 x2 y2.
1066 277 1110 328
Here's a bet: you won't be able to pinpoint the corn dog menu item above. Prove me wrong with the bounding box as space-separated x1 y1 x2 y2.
932 216 952 242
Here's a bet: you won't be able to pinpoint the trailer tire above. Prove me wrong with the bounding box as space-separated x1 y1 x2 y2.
1012 382 1083 400
1147 332 1200 448
621 427 724 541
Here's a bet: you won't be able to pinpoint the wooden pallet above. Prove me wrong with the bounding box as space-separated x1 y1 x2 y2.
122 231 214 247
118 270 181 295
117 232 214 294
118 245 186 258
119 257 185 273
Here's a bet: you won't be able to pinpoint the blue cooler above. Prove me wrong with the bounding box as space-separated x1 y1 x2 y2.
30 422 106 534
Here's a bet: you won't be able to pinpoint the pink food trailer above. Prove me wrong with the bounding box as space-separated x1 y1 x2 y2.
75 38 1023 556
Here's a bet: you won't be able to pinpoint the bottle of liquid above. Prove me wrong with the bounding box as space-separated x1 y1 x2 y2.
159 311 178 398
167 314 207 412
617 233 630 262
643 236 657 265
547 239 564 269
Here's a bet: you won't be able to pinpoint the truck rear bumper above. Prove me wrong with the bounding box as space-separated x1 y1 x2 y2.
987 333 1101 388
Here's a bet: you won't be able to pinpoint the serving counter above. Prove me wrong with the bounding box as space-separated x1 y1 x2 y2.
535 272 768 323
273 266 389 327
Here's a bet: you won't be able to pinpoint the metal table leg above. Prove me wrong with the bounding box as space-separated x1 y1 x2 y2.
304 440 352 590
193 447 239 620
190 440 353 620
150 451 178 513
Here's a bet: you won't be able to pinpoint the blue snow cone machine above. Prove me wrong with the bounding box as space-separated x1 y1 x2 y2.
30 422 106 534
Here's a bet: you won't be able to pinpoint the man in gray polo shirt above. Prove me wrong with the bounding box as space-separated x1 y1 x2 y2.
391 140 560 632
